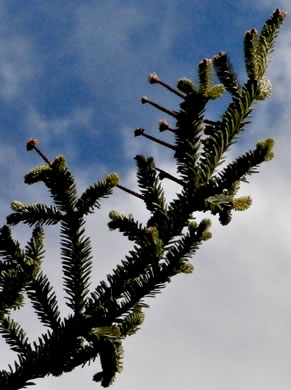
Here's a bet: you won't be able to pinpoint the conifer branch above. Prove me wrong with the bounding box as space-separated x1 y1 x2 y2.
0 9 287 389
198 58 213 93
213 51 242 96
27 272 61 330
60 217 93 313
108 211 146 244
197 80 258 184
7 203 63 227
134 155 168 217
76 173 119 216
0 316 32 355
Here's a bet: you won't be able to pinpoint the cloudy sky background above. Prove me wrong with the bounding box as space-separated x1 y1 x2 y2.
0 1 291 389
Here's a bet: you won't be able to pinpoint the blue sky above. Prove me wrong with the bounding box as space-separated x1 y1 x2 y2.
0 1 291 389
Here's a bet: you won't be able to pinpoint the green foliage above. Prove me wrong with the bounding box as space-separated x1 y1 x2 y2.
244 8 286 81
0 9 286 389
213 51 242 97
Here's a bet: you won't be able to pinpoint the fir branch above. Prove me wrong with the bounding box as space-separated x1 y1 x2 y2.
0 269 27 313
0 316 32 355
0 320 94 388
167 189 195 237
7 203 63 227
86 220 211 325
213 51 242 96
244 28 258 80
163 219 212 276
198 58 213 93
177 78 196 94
204 193 233 214
106 221 209 319
0 227 47 314
197 80 258 184
174 95 206 184
85 241 162 321
60 218 93 313
244 9 286 80
24 227 45 266
256 8 287 79
116 304 145 337
0 9 286 389
89 326 123 387
93 339 123 387
76 173 119 216
26 272 61 330
108 211 146 244
134 155 168 217
210 138 275 192
0 318 125 389
25 156 78 213
0 225 24 264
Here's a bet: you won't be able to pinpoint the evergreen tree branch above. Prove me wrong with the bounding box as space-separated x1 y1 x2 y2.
108 211 146 244
0 226 29 312
26 272 61 330
76 173 119 216
197 80 258 184
210 138 274 191
213 51 242 97
7 203 63 227
25 156 78 213
60 218 93 314
24 227 45 265
134 155 168 228
198 58 213 93
0 316 32 355
0 318 124 389
0 225 24 264
174 95 206 183
0 9 286 389
86 219 211 325
244 28 259 80
116 304 145 337
256 8 287 79
89 326 123 387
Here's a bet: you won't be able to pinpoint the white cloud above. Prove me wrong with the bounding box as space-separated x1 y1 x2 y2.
24 105 94 139
72 1 202 115
0 35 39 100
